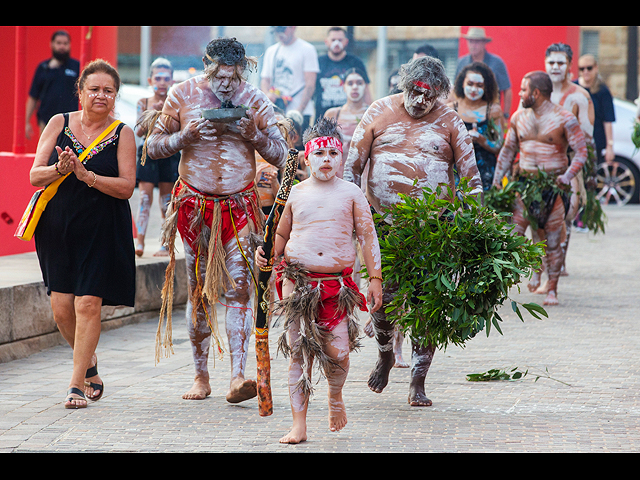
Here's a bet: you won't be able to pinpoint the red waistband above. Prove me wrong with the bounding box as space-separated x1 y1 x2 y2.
176 180 256 200
275 260 368 331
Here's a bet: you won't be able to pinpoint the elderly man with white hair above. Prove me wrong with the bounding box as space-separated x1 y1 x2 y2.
344 56 482 407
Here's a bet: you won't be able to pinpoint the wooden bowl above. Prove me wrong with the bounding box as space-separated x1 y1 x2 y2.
201 108 248 123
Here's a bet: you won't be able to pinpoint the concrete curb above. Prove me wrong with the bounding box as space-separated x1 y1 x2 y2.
0 257 188 363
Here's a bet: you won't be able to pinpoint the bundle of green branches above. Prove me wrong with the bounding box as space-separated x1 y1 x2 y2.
516 169 571 231
376 179 547 351
484 179 518 214
581 145 606 235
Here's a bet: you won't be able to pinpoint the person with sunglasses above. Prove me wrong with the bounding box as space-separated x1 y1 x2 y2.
576 54 616 165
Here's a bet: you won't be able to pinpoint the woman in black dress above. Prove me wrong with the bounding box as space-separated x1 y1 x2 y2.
29 60 137 409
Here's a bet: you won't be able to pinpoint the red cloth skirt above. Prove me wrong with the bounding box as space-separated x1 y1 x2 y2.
275 260 368 331
175 181 258 252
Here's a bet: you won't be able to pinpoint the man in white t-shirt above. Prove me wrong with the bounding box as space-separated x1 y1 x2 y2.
261 26 319 129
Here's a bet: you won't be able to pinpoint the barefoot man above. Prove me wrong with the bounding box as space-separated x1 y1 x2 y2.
148 38 288 403
343 56 483 407
492 71 588 306
544 43 595 279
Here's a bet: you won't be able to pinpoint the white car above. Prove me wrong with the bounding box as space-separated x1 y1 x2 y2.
596 98 640 205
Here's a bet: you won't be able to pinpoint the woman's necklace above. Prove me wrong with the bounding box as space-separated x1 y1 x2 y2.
80 112 109 141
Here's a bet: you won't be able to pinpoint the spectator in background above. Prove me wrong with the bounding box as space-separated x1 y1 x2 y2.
450 62 505 193
315 27 372 121
456 27 512 121
388 71 401 95
261 26 319 131
413 44 440 61
26 30 80 140
576 54 616 164
134 58 179 258
388 44 440 96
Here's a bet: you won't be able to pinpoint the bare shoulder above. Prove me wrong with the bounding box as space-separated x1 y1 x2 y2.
117 122 136 141
45 113 66 132
341 177 366 193
573 82 593 101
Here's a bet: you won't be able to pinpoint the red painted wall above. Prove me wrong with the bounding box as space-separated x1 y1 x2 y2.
460 26 581 117
1 26 117 256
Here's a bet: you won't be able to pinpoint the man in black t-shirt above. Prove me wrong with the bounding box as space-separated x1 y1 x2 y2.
315 27 371 121
26 30 80 140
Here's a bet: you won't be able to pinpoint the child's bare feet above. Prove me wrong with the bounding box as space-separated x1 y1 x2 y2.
329 393 348 432
280 423 307 444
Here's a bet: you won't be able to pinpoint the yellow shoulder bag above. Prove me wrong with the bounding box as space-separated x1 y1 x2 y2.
15 120 122 242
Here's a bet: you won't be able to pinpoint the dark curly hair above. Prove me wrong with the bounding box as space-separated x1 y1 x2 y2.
302 116 343 146
545 42 573 63
453 61 499 104
203 37 257 82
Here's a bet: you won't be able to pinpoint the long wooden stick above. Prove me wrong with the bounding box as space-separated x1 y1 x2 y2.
255 149 299 417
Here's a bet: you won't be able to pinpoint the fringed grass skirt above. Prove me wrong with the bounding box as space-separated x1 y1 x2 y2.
274 260 367 397
155 178 264 364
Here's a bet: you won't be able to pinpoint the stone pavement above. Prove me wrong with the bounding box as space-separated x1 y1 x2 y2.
1 204 639 453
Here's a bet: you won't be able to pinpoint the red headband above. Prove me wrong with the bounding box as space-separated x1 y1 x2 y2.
305 136 343 158
413 80 438 91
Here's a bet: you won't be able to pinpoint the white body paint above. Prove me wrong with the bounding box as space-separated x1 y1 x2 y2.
345 95 482 216
149 75 287 195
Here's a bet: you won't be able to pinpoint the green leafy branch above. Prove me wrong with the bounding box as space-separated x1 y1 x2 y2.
376 178 547 351
487 163 606 236
466 366 571 386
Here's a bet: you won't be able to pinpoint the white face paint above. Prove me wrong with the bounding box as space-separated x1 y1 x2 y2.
463 72 485 101
344 73 366 102
404 85 437 119
306 147 342 181
545 52 569 83
208 64 241 102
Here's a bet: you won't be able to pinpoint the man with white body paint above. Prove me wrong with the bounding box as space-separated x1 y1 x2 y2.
147 39 288 404
343 56 483 407
545 44 594 141
532 43 595 289
256 117 383 444
492 71 588 306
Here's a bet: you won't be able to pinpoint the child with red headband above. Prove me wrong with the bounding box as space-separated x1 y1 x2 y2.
256 116 382 444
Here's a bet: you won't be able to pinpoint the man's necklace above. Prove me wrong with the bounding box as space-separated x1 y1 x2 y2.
80 113 109 141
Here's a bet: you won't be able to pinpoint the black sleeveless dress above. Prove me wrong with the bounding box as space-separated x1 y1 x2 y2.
35 113 136 307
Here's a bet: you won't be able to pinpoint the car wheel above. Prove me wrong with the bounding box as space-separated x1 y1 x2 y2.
596 156 640 205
